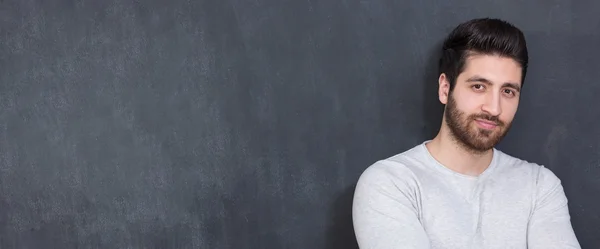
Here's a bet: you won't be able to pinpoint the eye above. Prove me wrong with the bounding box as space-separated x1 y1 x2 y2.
503 89 515 96
472 84 485 91
502 89 518 98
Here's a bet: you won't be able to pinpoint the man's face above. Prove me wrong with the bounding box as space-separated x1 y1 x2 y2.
442 54 523 152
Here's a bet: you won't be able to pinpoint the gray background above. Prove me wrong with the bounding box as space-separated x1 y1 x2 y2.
1 0 598 248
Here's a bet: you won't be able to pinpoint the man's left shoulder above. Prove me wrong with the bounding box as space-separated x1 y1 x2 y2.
494 149 563 188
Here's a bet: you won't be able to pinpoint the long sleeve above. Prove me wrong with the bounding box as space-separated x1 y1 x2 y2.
352 161 431 249
527 166 581 249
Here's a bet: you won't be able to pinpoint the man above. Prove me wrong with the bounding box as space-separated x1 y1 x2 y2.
352 18 580 249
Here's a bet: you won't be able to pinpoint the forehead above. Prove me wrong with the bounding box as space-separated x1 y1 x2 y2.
460 54 523 86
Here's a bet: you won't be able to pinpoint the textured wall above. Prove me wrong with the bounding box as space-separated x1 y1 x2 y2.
0 0 598 248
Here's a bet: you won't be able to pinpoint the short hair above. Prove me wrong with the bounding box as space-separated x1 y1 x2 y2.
438 18 529 90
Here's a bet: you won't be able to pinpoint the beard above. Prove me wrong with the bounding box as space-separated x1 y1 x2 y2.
444 93 512 153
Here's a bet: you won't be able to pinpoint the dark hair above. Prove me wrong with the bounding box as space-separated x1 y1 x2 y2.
438 18 529 90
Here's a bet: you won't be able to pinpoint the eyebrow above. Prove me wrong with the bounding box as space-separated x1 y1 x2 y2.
466 76 521 92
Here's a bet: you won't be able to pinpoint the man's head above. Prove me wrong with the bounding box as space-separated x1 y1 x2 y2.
437 18 528 153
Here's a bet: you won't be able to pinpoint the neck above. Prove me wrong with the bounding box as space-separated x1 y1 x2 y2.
425 124 494 177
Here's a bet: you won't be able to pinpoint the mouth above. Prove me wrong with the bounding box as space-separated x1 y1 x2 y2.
474 119 499 129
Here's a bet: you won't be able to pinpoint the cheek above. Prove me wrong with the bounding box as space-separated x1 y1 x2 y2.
459 99 483 114
501 102 519 121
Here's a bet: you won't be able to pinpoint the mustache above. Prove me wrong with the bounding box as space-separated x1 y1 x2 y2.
470 114 504 126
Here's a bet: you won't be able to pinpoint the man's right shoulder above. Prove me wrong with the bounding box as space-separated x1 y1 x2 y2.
355 146 424 190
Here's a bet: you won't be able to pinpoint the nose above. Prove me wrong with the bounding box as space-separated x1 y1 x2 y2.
481 93 502 116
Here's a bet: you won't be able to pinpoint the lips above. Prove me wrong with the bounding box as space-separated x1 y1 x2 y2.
475 119 499 129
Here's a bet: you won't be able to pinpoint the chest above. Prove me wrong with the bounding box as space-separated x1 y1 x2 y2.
417 176 534 249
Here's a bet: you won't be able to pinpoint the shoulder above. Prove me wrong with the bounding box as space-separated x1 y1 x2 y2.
352 147 424 216
355 159 417 188
355 145 424 192
494 149 563 191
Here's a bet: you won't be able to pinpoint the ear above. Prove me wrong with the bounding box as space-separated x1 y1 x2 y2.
438 73 450 105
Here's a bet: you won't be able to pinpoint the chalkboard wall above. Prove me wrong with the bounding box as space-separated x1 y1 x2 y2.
1 0 598 248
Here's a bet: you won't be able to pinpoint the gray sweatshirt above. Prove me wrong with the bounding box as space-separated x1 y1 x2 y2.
352 141 580 249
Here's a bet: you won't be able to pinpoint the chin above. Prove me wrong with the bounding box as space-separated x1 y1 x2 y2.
467 129 505 148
